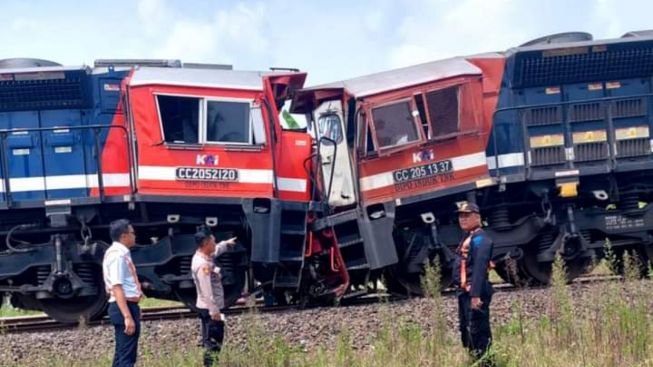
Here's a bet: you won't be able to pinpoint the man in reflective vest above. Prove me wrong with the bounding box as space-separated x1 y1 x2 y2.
452 201 494 364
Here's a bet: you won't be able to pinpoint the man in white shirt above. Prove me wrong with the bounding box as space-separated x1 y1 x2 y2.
191 228 237 367
103 219 142 367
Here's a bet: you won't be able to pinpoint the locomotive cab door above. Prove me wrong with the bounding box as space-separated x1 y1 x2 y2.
314 100 356 208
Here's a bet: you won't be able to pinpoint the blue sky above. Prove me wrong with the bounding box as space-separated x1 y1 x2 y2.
1 0 652 85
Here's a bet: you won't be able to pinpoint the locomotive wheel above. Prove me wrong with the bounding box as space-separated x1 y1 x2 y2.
38 290 108 324
10 293 42 311
383 258 453 297
383 227 454 297
175 267 246 311
521 248 593 285
222 266 247 307
383 266 424 296
494 259 531 287
175 287 200 312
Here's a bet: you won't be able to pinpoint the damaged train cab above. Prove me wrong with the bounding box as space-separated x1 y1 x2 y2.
0 59 347 322
292 56 503 293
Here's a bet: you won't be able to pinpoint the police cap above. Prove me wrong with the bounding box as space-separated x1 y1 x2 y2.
456 201 480 214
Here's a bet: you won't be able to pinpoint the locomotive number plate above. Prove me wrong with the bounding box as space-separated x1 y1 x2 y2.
392 160 453 183
175 167 238 182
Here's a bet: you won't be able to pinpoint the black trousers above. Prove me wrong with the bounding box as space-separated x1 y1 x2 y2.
108 301 141 367
198 308 225 367
458 289 493 361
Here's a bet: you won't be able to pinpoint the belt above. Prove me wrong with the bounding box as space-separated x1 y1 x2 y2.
126 296 142 303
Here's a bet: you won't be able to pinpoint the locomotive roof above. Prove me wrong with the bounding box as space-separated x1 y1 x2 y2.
506 32 653 88
0 65 87 75
299 57 483 99
509 31 653 54
129 67 285 91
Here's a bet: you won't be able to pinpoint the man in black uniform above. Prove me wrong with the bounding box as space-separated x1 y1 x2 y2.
452 201 494 364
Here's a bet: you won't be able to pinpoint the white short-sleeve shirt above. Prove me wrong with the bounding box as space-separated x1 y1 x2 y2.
102 241 141 302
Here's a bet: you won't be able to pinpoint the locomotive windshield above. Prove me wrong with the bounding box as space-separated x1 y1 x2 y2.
206 100 251 144
317 113 343 144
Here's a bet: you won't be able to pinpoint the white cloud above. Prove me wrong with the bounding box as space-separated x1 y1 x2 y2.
155 20 218 61
387 0 653 71
136 1 269 66
363 9 385 33
260 1 402 85
10 18 41 33
589 0 653 39
214 3 269 57
137 0 172 35
4 0 653 86
388 0 524 68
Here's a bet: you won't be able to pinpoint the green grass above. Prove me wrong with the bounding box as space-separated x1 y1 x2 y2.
0 306 42 318
139 297 183 309
589 259 613 275
7 276 653 367
5 251 653 366
0 296 181 319
0 298 43 318
489 269 503 283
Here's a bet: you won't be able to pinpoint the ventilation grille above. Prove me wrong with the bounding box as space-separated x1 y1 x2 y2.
570 102 602 122
612 98 647 119
0 77 85 111
618 138 650 158
531 147 566 166
574 142 608 162
524 106 562 126
513 41 653 88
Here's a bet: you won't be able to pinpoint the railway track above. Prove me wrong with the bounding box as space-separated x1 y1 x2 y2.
0 297 382 334
0 273 622 334
0 306 194 334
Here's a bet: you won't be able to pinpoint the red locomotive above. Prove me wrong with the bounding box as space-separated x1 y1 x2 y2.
0 59 346 322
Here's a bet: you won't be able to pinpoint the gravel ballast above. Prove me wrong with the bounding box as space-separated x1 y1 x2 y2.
0 279 645 365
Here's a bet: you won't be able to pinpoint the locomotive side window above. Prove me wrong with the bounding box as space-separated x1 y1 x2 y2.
156 95 263 146
371 100 419 149
206 100 252 144
157 95 200 144
426 86 459 137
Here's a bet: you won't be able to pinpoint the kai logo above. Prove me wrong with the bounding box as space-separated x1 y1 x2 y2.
412 149 435 163
196 154 219 166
